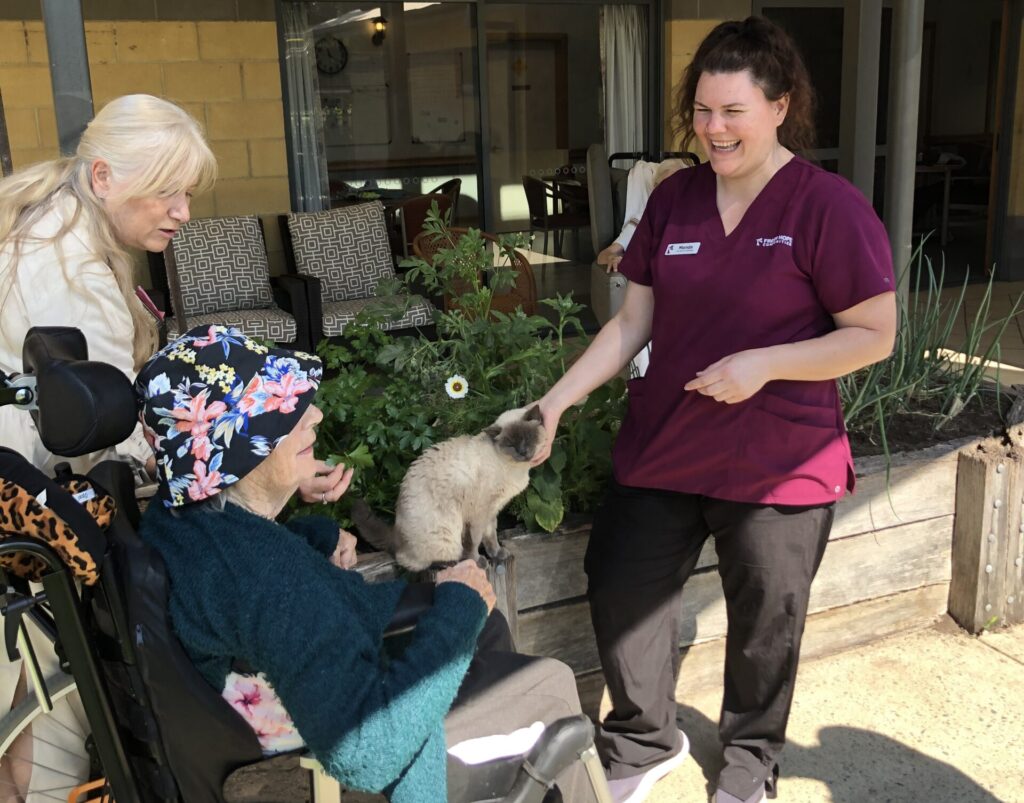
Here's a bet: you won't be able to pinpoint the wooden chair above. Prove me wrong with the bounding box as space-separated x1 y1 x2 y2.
521 175 589 259
413 227 537 316
397 193 454 258
428 177 462 222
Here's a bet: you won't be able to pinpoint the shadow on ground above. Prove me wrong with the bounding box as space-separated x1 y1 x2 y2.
675 704 1003 803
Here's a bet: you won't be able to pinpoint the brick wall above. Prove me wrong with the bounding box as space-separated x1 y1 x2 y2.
663 19 720 155
0 19 292 274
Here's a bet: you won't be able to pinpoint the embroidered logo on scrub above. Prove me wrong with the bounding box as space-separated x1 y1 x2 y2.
665 242 701 256
755 235 794 247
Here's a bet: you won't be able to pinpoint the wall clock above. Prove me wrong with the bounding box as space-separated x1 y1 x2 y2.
315 35 348 75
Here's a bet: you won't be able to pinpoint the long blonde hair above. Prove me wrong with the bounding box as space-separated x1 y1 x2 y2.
0 94 217 369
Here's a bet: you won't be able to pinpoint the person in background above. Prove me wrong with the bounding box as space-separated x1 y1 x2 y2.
0 93 215 476
596 158 688 378
533 16 896 803
0 92 350 499
596 158 688 273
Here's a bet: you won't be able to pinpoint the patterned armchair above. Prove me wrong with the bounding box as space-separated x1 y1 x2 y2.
148 215 317 350
279 201 435 341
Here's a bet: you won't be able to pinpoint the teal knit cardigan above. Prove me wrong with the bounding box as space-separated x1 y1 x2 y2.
140 502 487 802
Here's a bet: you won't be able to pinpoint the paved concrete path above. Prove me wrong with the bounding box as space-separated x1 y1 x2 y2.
644 619 1024 803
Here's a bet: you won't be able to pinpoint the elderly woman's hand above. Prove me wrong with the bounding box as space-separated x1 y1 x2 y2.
597 243 625 273
436 559 496 613
298 461 354 505
331 528 358 569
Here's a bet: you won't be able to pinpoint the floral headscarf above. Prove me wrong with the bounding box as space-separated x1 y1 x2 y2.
136 325 322 508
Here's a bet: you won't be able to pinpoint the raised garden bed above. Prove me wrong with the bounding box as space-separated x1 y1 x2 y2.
357 436 987 716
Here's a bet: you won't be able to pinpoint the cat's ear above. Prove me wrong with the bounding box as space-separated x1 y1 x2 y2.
484 425 501 440
524 405 543 423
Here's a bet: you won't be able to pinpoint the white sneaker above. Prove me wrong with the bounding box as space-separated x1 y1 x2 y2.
606 730 690 803
714 786 766 803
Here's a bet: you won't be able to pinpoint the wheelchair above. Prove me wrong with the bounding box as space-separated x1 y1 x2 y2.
0 326 614 803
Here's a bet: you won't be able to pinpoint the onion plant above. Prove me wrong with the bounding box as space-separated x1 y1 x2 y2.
839 237 1023 458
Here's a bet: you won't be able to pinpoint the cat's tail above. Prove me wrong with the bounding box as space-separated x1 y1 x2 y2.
351 498 397 554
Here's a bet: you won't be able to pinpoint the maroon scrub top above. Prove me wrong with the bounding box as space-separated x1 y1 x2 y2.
615 156 894 505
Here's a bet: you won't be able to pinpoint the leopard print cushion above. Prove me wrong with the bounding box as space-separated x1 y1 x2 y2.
0 476 114 585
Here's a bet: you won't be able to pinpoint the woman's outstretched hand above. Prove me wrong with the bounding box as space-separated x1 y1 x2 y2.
684 349 770 404
299 460 354 504
530 400 563 466
436 559 496 613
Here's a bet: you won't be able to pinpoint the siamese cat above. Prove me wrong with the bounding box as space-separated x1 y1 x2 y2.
352 405 546 571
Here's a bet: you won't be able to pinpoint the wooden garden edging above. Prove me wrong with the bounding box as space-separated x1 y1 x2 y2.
356 434 1024 716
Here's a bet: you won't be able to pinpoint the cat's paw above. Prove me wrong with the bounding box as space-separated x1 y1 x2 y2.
488 546 510 563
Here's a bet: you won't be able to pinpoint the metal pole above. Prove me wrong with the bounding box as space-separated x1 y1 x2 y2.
991 0 1023 278
648 0 664 157
883 0 925 289
41 0 94 155
0 89 12 176
838 0 882 199
275 0 301 212
476 1 494 232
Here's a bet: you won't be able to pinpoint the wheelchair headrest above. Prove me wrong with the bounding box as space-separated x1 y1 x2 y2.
0 448 114 584
22 327 138 457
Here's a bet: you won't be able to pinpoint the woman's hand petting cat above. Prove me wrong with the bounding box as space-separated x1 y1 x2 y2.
298 460 354 504
436 560 496 613
529 401 563 466
331 529 358 570
683 349 771 404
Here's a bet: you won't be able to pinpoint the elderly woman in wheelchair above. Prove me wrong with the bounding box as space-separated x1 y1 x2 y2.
0 324 610 802
130 324 602 802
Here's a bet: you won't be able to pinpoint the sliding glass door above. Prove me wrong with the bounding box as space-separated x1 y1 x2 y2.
297 1 483 224
281 0 658 238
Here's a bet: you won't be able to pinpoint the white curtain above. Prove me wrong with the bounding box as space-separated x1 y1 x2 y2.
601 6 647 158
280 3 330 212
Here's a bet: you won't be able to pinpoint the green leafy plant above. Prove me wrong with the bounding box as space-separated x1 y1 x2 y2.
840 238 1022 453
298 208 626 532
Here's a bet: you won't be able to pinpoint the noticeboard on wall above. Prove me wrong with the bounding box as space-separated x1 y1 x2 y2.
409 50 466 144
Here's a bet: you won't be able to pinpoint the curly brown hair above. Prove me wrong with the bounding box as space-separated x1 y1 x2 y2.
674 16 817 156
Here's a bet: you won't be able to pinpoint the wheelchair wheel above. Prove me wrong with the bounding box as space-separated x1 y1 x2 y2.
0 673 95 801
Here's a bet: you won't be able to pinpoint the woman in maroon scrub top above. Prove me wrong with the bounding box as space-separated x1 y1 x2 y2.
533 17 897 803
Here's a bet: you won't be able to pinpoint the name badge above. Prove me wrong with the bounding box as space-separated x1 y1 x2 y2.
665 242 700 256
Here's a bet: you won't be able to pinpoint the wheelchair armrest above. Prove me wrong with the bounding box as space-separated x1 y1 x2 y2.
504 715 597 803
384 582 434 637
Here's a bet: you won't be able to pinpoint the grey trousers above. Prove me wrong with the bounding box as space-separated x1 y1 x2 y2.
585 481 833 800
446 612 598 803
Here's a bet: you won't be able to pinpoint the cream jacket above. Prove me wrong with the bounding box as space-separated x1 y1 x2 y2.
0 195 153 474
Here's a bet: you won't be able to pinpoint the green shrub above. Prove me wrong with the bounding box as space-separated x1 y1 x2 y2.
299 222 1020 531
300 210 626 532
840 239 1022 451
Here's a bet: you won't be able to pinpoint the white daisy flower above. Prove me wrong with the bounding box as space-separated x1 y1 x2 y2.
445 374 469 399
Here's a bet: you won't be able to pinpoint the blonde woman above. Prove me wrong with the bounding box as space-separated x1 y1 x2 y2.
0 94 216 800
0 93 217 477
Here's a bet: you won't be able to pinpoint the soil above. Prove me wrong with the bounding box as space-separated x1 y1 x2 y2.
847 391 1011 458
